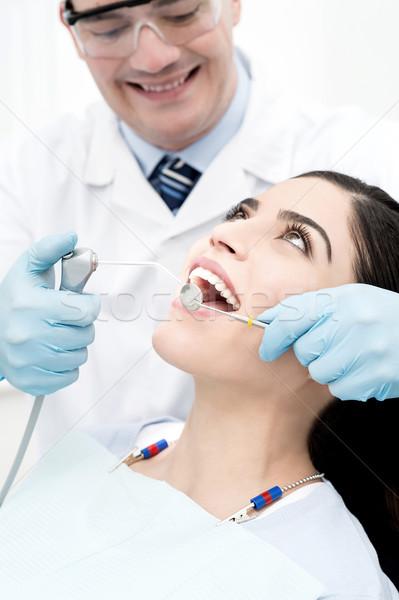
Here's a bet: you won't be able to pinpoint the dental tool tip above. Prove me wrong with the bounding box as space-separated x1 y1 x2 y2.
109 460 124 473
97 260 182 284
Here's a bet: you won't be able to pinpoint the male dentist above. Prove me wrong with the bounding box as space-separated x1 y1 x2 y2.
1 0 399 452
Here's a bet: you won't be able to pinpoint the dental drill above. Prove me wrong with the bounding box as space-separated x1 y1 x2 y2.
0 248 181 507
0 249 98 507
180 283 268 329
60 248 183 291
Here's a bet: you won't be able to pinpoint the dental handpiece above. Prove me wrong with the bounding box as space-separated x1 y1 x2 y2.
0 248 98 507
0 248 186 506
60 247 98 292
0 247 186 506
180 283 268 329
60 250 183 288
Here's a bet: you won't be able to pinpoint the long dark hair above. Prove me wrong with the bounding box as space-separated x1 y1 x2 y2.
298 171 399 586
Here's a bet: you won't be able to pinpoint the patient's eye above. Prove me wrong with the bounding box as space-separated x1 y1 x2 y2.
279 223 311 255
224 203 248 222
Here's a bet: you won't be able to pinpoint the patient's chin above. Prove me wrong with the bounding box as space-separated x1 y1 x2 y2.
152 320 216 378
152 322 187 371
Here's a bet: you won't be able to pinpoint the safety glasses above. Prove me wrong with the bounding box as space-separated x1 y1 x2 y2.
63 0 223 58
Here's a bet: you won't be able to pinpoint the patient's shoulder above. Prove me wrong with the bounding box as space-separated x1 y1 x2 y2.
244 482 397 598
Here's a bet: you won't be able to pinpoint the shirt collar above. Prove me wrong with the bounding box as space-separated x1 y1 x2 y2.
118 50 251 177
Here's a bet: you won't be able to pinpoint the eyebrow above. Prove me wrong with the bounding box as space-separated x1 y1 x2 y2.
237 198 332 262
278 209 332 262
240 197 260 211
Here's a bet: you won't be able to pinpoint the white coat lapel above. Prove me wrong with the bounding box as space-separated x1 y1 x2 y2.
83 103 173 225
166 151 251 239
112 163 172 225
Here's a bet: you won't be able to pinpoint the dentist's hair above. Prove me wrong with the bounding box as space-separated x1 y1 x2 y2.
297 170 399 585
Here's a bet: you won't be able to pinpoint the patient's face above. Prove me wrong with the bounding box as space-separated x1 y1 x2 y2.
153 177 355 387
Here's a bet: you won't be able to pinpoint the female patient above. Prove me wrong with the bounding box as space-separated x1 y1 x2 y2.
146 171 399 593
1 171 398 598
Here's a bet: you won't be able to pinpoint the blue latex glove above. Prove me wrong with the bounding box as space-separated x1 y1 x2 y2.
258 283 399 401
0 232 100 396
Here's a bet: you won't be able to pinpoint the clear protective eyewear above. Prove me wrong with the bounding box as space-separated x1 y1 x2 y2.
63 0 223 59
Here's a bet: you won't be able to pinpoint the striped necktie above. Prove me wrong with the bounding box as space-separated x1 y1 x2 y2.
148 156 201 214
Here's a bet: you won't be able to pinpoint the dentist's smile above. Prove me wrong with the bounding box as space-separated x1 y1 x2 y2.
126 66 200 101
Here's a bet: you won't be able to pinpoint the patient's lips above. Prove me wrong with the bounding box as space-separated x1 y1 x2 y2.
188 258 241 311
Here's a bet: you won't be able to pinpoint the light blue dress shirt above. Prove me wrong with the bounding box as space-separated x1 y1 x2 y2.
118 51 251 178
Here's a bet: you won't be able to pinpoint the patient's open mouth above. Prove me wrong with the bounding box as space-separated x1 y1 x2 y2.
188 266 240 312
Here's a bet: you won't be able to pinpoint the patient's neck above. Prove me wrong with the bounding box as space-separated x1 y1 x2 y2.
134 378 322 519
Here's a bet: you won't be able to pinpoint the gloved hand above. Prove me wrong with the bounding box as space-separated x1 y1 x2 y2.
258 283 399 401
0 232 101 396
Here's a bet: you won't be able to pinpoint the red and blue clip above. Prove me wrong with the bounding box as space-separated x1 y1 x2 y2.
217 473 324 525
109 439 169 472
109 438 324 527
217 486 283 526
251 486 283 509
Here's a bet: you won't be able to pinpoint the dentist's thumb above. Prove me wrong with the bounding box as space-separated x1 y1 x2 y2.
258 293 322 362
26 231 78 275
257 304 291 362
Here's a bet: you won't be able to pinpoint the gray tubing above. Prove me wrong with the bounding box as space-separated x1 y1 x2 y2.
0 394 44 507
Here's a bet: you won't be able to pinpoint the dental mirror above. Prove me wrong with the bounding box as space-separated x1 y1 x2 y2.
179 282 268 329
180 282 203 311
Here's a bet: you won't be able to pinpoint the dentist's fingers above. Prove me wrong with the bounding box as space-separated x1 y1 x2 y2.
258 292 333 361
35 289 101 326
50 323 96 351
9 288 101 328
258 283 399 402
30 347 89 373
329 376 391 403
12 368 81 397
291 316 332 367
26 231 77 275
0 233 98 396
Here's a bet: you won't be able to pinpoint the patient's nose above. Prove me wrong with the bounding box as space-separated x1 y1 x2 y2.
208 223 248 260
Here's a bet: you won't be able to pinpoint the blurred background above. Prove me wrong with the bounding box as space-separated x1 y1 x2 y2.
1 0 399 486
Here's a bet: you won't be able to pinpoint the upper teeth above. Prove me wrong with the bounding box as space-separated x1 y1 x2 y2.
141 74 187 93
188 267 240 310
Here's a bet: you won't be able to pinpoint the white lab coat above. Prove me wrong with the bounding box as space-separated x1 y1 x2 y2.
1 52 399 452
